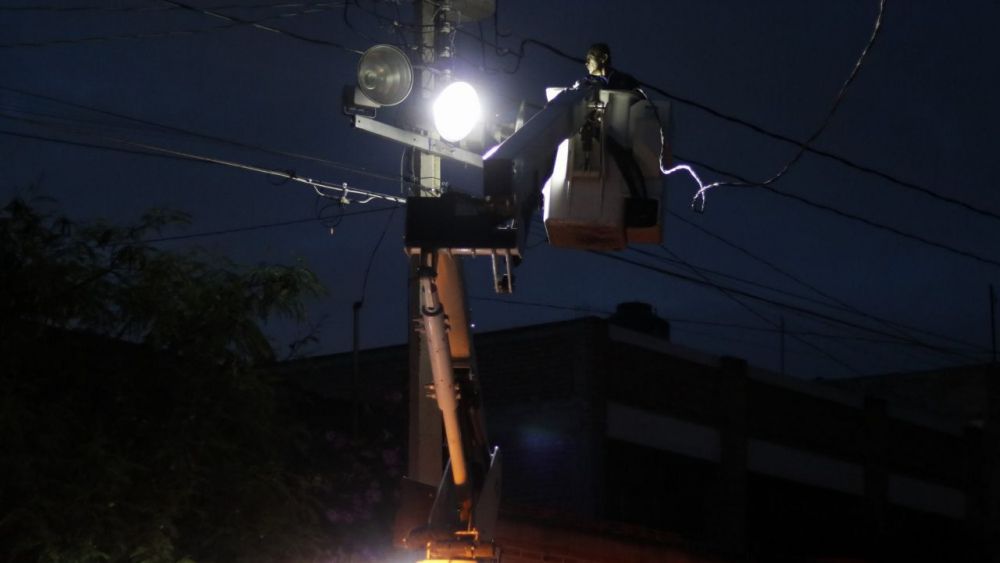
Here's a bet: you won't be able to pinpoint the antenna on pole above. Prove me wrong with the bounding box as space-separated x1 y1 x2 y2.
990 284 997 364
780 316 786 376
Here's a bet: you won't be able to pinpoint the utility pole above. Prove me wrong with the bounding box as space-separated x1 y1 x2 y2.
407 0 445 487
352 300 361 437
779 315 786 376
990 284 997 364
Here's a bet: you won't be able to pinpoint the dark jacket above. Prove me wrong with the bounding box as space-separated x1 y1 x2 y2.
574 69 642 92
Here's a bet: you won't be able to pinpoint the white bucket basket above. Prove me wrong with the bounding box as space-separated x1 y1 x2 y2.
542 88 670 250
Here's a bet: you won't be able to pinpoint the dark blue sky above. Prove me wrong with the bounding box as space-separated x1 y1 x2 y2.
2 0 998 379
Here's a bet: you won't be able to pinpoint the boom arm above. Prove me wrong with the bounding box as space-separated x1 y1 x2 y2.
402 84 638 562
405 250 501 562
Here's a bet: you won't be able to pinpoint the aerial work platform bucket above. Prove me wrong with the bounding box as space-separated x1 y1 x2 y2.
542 88 670 250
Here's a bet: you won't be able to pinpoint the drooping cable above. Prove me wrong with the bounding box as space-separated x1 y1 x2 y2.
658 244 862 374
357 205 398 305
142 203 399 243
0 1 348 49
0 1 341 12
659 208 938 349
160 0 364 53
589 249 985 363
452 9 1000 226
669 152 1000 269
0 86 422 190
686 0 887 211
0 123 405 205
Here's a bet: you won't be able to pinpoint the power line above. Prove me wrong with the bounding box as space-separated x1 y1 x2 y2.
0 123 405 204
141 203 399 243
674 152 1000 269
357 205 398 304
625 243 988 356
0 1 341 12
0 86 419 189
0 121 967 367
450 18 1000 268
161 0 363 54
657 209 947 349
591 250 985 363
0 1 348 49
689 0 886 211
527 215 987 359
648 245 974 372
639 86 1000 225
132 199 1000 367
467 294 961 365
657 243 861 375
6 94 988 362
455 18 1000 225
0 22 234 49
469 295 611 316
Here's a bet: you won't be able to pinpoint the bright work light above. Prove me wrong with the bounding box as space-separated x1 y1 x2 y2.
432 81 481 143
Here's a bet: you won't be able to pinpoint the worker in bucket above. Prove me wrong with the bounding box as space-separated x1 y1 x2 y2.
573 43 653 226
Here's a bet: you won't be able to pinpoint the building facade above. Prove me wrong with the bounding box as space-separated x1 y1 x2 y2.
279 309 998 562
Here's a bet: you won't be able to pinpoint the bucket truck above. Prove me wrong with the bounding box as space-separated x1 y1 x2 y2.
396 84 671 562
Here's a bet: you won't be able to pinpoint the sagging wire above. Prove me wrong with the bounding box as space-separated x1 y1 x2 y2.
400 146 411 195
0 1 343 13
390 0 413 52
686 0 887 212
161 0 364 54
1 106 408 205
314 183 351 233
342 0 379 44
0 86 423 191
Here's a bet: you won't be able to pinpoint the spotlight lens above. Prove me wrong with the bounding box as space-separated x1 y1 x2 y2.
433 81 480 143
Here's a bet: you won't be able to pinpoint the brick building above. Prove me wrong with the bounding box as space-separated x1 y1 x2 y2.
277 305 998 562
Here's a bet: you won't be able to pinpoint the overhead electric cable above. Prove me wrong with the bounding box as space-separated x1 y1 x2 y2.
0 22 232 48
641 245 956 370
590 250 984 363
142 203 399 243
0 86 420 189
524 217 987 358
357 205 398 304
673 152 1000 269
159 0 363 53
456 17 1000 224
657 244 861 374
0 124 405 205
472 295 900 342
657 209 936 347
625 244 988 356
0 2 346 49
0 1 341 12
467 295 955 370
469 295 611 316
688 0 887 211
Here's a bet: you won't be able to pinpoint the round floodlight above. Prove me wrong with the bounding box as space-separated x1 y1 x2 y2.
357 44 413 107
432 81 481 143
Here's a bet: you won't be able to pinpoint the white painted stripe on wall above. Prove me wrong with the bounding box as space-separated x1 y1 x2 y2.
889 473 966 518
608 325 721 367
886 403 964 436
607 404 966 520
606 402 721 462
748 439 865 495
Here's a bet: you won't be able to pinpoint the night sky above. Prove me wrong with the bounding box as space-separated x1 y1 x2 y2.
2 0 998 380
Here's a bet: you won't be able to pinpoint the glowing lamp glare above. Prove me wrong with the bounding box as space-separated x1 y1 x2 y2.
432 81 480 142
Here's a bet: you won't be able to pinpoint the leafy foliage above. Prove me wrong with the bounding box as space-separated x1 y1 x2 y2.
0 198 400 562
